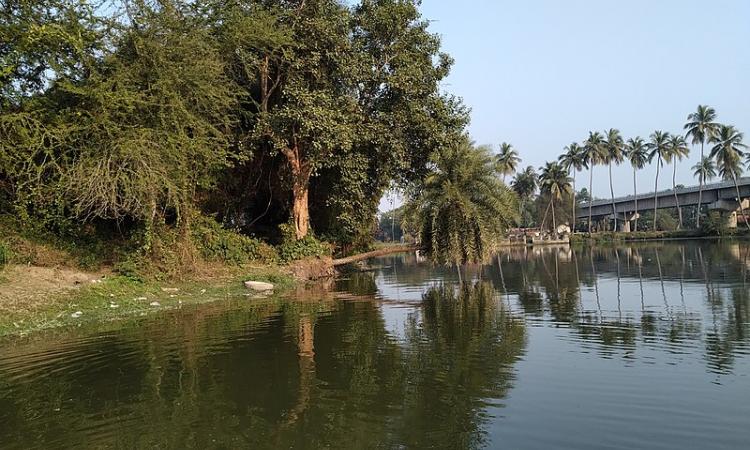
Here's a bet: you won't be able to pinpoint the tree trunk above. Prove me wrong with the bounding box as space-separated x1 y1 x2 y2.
696 141 704 228
551 197 557 234
609 162 617 231
570 169 576 233
283 144 311 240
673 162 682 228
732 174 750 231
540 200 551 231
697 177 703 230
332 244 418 266
653 158 660 231
588 166 594 233
633 168 639 232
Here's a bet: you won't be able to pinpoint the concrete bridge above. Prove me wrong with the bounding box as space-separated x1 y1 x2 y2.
577 178 750 231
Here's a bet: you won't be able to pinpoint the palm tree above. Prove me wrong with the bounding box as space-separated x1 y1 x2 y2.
583 131 606 233
625 137 648 231
403 137 519 269
558 142 587 232
604 128 625 230
685 105 719 228
647 131 671 230
692 156 716 226
665 134 690 228
496 143 521 183
512 166 538 227
539 161 572 233
711 125 749 230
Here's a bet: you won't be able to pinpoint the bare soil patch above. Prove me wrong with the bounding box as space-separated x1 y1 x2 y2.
0 265 107 315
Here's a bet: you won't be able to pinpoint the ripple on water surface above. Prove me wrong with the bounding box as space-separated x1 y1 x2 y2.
0 241 749 449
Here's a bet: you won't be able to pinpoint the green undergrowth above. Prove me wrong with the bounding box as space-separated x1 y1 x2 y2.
276 222 332 263
0 213 332 281
0 266 295 338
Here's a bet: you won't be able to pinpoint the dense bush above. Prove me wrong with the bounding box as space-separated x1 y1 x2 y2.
276 223 331 263
701 211 730 236
193 216 278 265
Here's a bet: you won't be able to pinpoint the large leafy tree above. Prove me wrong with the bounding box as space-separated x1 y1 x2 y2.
604 128 624 230
625 137 648 231
647 131 670 230
0 0 106 215
403 138 518 268
711 125 749 230
512 165 538 227
685 105 719 227
0 0 104 108
56 0 240 256
538 161 572 233
218 0 460 241
583 131 606 232
665 134 690 228
558 142 586 232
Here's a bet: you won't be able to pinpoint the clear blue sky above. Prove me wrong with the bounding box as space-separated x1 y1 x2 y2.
418 0 750 198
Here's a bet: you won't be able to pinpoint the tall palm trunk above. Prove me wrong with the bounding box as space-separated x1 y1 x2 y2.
571 170 576 232
609 162 617 231
697 173 703 230
551 197 557 233
633 168 639 232
696 141 705 228
588 166 594 233
732 173 750 231
653 157 660 231
673 162 682 228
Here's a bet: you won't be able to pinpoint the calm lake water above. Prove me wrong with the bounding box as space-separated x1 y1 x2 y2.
1 241 749 449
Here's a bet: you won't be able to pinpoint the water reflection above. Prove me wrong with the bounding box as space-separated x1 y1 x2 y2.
1 241 749 448
0 282 524 448
373 242 750 379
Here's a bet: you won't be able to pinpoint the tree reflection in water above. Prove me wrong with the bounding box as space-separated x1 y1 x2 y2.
486 242 750 375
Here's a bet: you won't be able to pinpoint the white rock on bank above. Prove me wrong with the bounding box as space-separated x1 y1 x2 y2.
71 311 83 318
244 281 274 292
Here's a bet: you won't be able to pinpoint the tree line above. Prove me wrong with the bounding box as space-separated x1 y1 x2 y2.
495 105 748 233
1 0 470 263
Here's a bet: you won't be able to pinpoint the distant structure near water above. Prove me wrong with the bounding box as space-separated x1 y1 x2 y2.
577 178 750 231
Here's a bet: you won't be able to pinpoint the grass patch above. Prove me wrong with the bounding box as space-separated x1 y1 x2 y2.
0 265 295 338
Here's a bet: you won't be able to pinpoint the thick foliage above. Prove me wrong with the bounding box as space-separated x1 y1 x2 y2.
404 138 519 266
1 0 467 270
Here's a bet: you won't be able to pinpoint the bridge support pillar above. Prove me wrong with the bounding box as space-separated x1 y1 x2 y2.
708 199 749 229
728 211 738 229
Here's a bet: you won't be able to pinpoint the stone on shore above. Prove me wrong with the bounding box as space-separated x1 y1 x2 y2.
244 281 274 292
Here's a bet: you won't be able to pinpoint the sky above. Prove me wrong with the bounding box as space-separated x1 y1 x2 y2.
382 0 750 210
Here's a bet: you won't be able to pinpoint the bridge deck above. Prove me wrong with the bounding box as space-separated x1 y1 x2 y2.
576 177 750 219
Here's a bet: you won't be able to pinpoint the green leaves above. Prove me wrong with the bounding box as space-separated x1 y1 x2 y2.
405 138 518 266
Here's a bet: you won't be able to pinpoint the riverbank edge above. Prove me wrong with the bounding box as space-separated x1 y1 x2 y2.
0 264 297 338
568 230 750 245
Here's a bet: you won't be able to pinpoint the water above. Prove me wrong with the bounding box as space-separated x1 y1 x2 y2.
1 241 749 449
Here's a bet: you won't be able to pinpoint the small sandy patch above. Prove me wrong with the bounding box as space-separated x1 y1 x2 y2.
0 265 108 315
